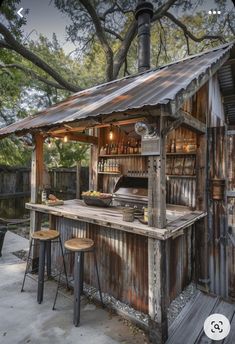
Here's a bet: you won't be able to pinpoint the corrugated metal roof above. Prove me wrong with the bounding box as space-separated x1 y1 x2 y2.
0 42 234 138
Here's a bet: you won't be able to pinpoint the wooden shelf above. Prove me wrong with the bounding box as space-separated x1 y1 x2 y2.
98 172 121 175
166 152 196 155
99 153 196 157
167 175 196 178
98 154 142 158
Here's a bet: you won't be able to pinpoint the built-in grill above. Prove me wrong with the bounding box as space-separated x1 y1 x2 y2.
113 176 148 209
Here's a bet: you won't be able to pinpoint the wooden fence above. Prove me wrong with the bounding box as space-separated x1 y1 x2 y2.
0 166 89 218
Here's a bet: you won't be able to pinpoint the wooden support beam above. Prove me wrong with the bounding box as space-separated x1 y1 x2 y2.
50 132 98 145
30 133 44 270
89 128 98 191
148 238 168 343
76 161 81 199
196 134 207 210
49 117 148 135
148 115 166 229
161 117 183 136
31 133 44 203
178 110 206 134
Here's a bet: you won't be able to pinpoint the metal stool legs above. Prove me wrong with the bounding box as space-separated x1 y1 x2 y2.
37 240 46 304
74 251 82 326
53 245 103 327
21 235 68 305
21 238 33 292
94 249 103 307
73 249 103 327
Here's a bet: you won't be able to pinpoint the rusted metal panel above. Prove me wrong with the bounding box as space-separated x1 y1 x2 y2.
0 43 233 138
50 215 195 313
227 131 235 300
166 177 196 208
207 127 228 298
166 227 193 305
51 216 149 314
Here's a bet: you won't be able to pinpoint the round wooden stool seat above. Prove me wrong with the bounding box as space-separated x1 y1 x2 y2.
64 238 94 252
31 229 60 241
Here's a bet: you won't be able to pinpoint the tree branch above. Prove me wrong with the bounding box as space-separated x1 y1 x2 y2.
0 23 81 92
113 19 137 78
165 12 225 43
152 0 178 22
0 63 68 90
104 27 123 41
79 0 114 80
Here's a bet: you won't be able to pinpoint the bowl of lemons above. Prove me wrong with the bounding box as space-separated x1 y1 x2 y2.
82 191 112 207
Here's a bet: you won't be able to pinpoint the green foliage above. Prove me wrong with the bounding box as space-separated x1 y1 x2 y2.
44 139 89 168
0 137 31 166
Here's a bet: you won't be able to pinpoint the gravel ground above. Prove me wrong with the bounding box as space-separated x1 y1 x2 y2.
11 225 197 328
167 282 197 326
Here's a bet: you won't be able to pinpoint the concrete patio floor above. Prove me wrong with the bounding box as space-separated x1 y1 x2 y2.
0 231 149 344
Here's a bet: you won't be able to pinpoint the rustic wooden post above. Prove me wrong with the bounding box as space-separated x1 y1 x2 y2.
30 133 44 269
76 161 81 199
147 113 168 343
89 128 98 191
148 114 166 228
148 238 168 343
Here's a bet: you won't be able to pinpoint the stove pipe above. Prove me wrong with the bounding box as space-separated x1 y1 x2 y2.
135 1 154 72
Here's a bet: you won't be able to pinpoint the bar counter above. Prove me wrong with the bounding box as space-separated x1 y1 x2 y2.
26 199 206 331
26 199 206 240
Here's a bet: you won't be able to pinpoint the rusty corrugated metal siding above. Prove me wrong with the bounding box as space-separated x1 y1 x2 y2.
207 127 228 297
227 133 235 300
0 43 233 138
51 216 149 314
50 215 195 312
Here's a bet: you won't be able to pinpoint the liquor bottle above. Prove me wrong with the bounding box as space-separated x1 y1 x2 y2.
171 139 175 153
111 160 115 172
120 141 124 154
127 141 130 154
114 162 118 173
41 189 47 204
129 141 134 154
101 160 104 172
105 144 109 155
104 161 107 172
138 140 141 154
134 140 138 154
98 161 101 172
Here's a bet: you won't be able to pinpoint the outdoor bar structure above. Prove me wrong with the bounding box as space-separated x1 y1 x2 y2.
0 23 234 344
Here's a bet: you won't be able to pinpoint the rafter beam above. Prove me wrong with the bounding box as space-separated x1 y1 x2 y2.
50 132 98 145
177 110 206 134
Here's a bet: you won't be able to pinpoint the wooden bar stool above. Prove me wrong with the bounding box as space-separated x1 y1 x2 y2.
21 229 68 304
52 237 103 327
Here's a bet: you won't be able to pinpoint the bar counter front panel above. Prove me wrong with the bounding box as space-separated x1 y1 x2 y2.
26 200 206 313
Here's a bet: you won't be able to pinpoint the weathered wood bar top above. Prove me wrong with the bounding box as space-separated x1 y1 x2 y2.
26 199 206 240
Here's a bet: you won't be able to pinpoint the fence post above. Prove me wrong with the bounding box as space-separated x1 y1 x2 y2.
30 133 44 270
76 161 81 199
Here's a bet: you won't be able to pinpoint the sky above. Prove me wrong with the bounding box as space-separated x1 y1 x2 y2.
2 0 235 55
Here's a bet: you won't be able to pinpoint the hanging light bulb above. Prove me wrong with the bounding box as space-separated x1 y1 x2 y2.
63 135 68 143
109 126 113 140
48 138 52 148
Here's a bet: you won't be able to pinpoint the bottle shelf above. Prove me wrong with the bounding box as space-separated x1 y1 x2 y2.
167 175 196 178
166 152 196 155
98 172 121 175
98 154 143 158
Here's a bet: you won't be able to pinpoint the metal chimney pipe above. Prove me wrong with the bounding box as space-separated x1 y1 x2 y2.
135 1 154 73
